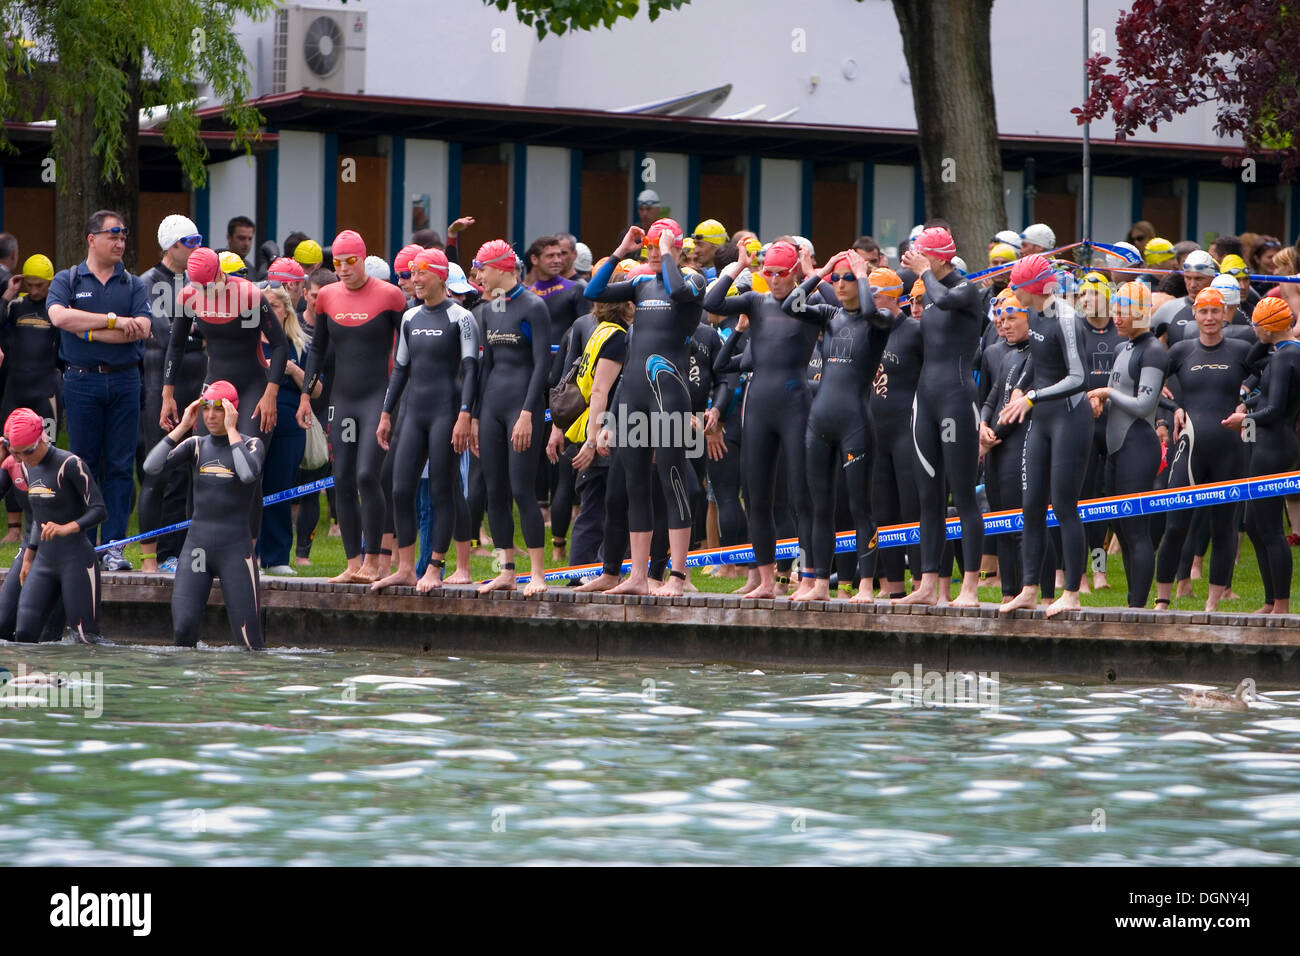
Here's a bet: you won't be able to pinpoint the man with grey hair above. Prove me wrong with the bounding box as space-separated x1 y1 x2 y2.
0 232 18 289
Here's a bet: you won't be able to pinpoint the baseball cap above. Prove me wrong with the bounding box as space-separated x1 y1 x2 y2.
1021 223 1056 249
446 261 476 295
158 214 200 252
637 189 661 207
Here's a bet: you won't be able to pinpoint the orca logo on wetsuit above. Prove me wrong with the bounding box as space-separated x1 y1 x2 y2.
1190 364 1230 371
332 312 374 326
411 328 444 336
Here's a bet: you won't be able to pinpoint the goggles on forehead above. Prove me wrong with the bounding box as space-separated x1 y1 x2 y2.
202 399 228 409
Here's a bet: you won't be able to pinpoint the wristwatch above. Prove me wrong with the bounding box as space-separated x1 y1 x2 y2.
105 311 117 330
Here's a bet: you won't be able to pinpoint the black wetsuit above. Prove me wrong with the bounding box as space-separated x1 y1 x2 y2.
0 461 64 642
708 318 749 557
1021 299 1092 591
1080 317 1123 556
474 284 552 551
15 447 106 642
587 256 706 534
870 311 925 587
170 278 287 537
786 276 891 580
981 333 1032 599
1242 340 1300 604
1103 331 1169 606
1155 335 1253 588
138 262 207 561
384 299 479 553
684 320 722 545
702 273 823 564
144 431 266 648
1 295 60 425
301 277 407 558
913 270 984 575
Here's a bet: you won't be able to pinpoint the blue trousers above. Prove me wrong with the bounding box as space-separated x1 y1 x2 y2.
62 366 139 545
257 423 306 567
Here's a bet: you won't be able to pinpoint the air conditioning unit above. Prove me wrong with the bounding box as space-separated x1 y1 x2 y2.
272 5 366 95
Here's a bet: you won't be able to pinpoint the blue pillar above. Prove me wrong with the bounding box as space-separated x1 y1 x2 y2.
800 160 814 239
1130 177 1144 226
323 133 338 240
263 133 278 247
568 149 583 236
447 142 462 221
512 143 527 253
747 155 762 233
1185 177 1198 246
1235 181 1247 233
195 180 210 248
389 134 406 259
687 154 701 232
860 161 874 238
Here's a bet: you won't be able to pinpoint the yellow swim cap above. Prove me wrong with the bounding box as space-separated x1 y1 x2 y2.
20 254 54 281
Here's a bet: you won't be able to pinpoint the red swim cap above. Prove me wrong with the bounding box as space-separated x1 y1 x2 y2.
332 230 367 259
475 239 518 272
1009 253 1056 295
645 218 684 248
187 247 221 285
4 407 45 448
394 244 424 273
413 248 449 277
912 227 957 262
763 241 799 273
267 257 306 282
201 380 239 411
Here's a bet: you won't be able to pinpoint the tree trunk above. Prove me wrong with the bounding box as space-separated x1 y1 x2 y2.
892 0 1006 267
55 58 142 272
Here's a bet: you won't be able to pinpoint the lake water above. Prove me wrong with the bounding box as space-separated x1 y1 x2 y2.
2 642 1299 865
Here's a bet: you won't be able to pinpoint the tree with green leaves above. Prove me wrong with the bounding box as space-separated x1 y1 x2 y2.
489 0 1006 264
0 0 277 268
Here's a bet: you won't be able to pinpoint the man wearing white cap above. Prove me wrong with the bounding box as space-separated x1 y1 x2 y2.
137 213 208 573
991 229 1022 251
1151 250 1248 345
1020 223 1056 257
573 242 593 281
636 189 662 231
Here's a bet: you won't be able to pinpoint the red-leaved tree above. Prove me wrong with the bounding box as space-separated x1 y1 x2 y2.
1074 0 1300 179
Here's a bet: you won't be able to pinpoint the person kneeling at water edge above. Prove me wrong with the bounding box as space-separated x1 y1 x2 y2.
6 407 106 643
144 381 266 649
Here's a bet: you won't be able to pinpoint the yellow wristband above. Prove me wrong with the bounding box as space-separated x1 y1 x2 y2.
1024 396 1034 408
85 330 93 343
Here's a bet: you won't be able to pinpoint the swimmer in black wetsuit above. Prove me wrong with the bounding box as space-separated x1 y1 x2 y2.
785 255 895 602
0 441 64 641
471 239 552 596
1153 286 1254 612
6 407 106 643
998 254 1093 617
373 248 479 593
1222 296 1300 614
896 227 984 607
1087 282 1169 608
585 221 706 597
145 381 266 648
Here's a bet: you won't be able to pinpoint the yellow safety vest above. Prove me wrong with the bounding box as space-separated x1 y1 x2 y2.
565 320 626 444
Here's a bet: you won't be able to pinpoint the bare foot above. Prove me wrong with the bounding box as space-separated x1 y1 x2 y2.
849 587 875 603
1 526 21 544
1175 579 1194 598
371 568 417 591
552 546 566 564
982 576 1001 592
478 570 516 594
744 584 776 600
792 579 830 602
416 568 444 593
1223 588 1240 601
1253 604 1274 615
444 566 472 585
295 556 312 567
1092 572 1108 591
1079 577 1092 595
652 575 684 597
683 577 698 593
951 588 980 608
575 573 620 592
736 573 761 596
141 556 159 574
998 588 1039 614
1045 590 1081 618
523 576 549 597
352 565 380 585
608 575 651 596
329 567 361 584
1190 557 1203 580
327 524 342 537
894 586 938 606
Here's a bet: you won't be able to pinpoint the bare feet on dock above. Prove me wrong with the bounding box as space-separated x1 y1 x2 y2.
575 573 620 592
1175 578 1194 598
371 568 417 591
141 556 159 574
523 577 549 597
998 587 1039 614
651 575 684 597
443 566 472 585
478 569 516 594
416 567 444 593
1044 590 1080 618
894 584 938 606
792 578 830 602
329 566 362 584
608 575 651 596
951 575 981 608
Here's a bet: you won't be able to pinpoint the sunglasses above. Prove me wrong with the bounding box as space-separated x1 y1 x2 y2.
829 272 856 283
94 226 129 238
180 234 203 248
333 255 360 267
1259 240 1282 250
396 270 412 281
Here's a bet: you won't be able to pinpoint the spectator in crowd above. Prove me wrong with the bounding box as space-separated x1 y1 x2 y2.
45 210 153 571
223 215 256 266
1127 220 1156 257
411 228 444 249
0 232 18 289
636 189 661 230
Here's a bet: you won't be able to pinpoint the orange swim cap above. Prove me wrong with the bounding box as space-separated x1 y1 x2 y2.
869 267 904 297
1193 287 1225 310
1252 296 1294 332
